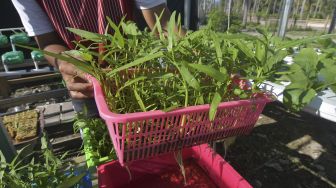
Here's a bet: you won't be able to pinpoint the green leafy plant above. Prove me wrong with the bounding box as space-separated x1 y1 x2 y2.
21 14 268 121
73 115 116 167
17 12 336 186
282 48 336 110
19 13 336 117
0 133 85 188
207 8 242 33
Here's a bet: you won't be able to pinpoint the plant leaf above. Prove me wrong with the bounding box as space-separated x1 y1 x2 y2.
57 173 86 188
212 34 223 65
232 40 255 60
256 27 268 39
107 51 163 76
283 84 317 111
0 151 7 183
16 45 95 75
263 50 288 73
188 63 227 82
294 48 318 79
180 63 200 90
116 76 147 95
167 11 176 51
67 27 106 42
133 89 147 112
319 60 336 93
278 34 336 49
162 105 180 112
106 16 125 47
209 92 222 121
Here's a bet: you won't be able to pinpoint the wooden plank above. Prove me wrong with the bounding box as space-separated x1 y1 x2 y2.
0 88 68 109
8 73 61 85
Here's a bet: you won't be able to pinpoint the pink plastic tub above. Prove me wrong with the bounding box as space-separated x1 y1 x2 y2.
88 75 271 166
98 144 252 188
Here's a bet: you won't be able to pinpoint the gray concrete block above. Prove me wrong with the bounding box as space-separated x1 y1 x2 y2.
38 103 61 116
61 101 74 112
44 115 61 127
60 110 76 123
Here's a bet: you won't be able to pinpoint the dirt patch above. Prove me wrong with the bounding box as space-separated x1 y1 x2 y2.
222 102 336 188
2 110 38 142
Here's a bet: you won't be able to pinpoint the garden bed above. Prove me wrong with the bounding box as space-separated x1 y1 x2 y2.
98 144 252 188
0 109 44 149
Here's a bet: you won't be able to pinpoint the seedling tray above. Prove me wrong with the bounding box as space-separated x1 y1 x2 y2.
88 75 271 166
98 144 252 188
0 109 44 150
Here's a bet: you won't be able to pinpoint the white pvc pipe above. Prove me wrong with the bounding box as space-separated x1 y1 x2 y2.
278 0 293 38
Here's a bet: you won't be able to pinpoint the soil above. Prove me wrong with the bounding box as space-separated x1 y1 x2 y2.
125 159 217 188
2 110 38 141
222 102 336 188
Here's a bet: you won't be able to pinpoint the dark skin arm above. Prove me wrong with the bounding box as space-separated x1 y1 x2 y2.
141 4 186 36
36 3 183 99
35 32 93 99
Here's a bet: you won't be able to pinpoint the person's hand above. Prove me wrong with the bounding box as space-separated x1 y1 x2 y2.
58 60 93 99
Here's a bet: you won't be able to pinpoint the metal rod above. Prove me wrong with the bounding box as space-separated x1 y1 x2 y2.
278 0 293 38
0 27 25 32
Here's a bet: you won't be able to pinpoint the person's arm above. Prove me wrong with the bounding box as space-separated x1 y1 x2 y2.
35 32 93 99
11 0 92 99
137 1 186 35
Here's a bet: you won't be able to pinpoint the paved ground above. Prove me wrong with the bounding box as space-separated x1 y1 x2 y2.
224 102 336 188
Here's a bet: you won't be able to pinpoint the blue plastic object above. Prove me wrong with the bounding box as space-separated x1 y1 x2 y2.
64 169 93 188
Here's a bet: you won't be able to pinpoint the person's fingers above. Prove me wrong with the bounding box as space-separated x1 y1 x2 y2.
58 60 94 99
58 61 88 82
70 91 93 99
73 70 88 81
66 82 93 92
67 74 90 84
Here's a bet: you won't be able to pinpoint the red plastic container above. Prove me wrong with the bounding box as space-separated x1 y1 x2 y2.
98 144 252 188
88 75 271 166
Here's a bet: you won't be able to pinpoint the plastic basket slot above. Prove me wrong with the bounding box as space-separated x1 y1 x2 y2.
89 73 271 165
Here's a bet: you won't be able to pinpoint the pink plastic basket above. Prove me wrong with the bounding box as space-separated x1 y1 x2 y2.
88 75 271 166
98 144 252 188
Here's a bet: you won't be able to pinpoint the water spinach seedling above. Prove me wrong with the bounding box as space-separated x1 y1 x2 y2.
18 12 336 186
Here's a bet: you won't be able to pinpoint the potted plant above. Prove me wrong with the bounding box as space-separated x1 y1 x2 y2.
0 133 90 188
